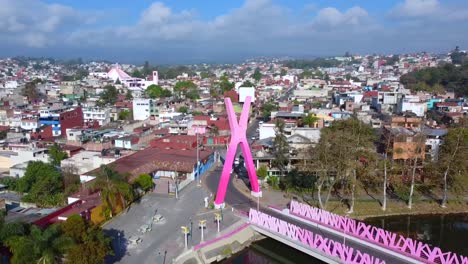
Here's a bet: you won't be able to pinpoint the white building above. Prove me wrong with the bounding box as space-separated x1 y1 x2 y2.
10 148 49 168
397 95 427 117
259 123 276 140
61 151 118 175
238 87 256 103
20 119 39 131
133 99 152 121
82 107 111 126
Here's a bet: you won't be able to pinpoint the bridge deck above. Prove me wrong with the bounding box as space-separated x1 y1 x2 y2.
250 208 420 264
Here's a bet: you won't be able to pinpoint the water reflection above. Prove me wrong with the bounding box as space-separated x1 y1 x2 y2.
365 214 468 256
219 237 323 264
222 214 467 263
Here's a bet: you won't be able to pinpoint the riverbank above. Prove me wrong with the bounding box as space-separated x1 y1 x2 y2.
231 178 468 221
173 220 263 264
322 200 468 220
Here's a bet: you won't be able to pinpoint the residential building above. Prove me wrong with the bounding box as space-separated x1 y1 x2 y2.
132 98 158 121
82 107 111 126
61 150 120 175
38 107 84 137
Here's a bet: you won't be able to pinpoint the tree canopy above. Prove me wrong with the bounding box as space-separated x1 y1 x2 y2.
2 216 112 264
145 84 172 98
98 85 119 106
252 68 262 82
48 144 68 167
174 81 199 99
21 81 39 101
134 173 154 192
260 101 278 120
219 76 234 93
400 63 468 97
17 161 64 207
241 80 255 87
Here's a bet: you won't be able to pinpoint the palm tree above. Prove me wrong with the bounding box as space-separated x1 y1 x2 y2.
6 224 72 264
94 165 134 218
210 125 219 145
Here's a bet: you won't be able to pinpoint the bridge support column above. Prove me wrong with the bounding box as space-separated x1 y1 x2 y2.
214 96 261 208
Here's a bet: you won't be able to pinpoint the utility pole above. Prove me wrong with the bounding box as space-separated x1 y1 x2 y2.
199 219 207 242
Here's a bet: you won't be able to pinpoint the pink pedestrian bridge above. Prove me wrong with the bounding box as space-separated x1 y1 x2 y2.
247 202 468 264
212 96 466 263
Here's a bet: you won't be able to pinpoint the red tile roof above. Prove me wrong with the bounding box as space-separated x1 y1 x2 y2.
101 147 214 179
436 102 459 107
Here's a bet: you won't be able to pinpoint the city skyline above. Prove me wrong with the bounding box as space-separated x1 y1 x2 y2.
1 0 468 63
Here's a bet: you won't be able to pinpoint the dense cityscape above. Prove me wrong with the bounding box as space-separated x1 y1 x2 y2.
1 1 468 264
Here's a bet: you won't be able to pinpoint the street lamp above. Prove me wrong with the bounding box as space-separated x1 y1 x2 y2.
189 218 193 241
214 213 222 233
198 219 207 242
181 226 189 249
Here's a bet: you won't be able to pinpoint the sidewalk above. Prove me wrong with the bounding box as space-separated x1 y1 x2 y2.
231 176 290 209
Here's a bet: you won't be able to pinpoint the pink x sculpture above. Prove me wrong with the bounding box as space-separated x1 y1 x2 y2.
214 96 261 208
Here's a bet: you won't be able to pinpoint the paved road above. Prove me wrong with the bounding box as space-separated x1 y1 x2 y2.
104 183 239 264
205 119 259 212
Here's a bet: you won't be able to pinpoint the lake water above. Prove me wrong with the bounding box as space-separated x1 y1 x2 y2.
221 213 468 263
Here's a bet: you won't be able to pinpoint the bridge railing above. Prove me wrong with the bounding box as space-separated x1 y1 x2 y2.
289 200 468 264
249 208 386 264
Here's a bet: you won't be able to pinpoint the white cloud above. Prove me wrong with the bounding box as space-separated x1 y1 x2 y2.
0 0 98 47
391 0 439 17
1 0 468 61
139 2 172 26
313 6 369 28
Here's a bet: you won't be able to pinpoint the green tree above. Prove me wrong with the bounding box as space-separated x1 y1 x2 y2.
239 69 247 79
98 85 119 106
260 101 278 120
132 68 144 78
93 166 134 218
17 161 64 207
21 81 39 101
62 215 113 264
256 165 268 179
450 46 465 65
252 68 262 82
134 173 154 192
280 69 287 76
241 80 255 87
200 71 214 79
125 89 133 100
142 61 152 76
219 76 234 93
6 224 71 264
271 119 289 177
302 114 319 127
434 119 468 207
146 84 172 98
306 118 376 211
48 144 68 167
118 109 132 121
178 106 189 114
174 81 198 99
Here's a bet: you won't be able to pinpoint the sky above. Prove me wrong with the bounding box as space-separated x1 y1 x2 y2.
1 0 468 64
